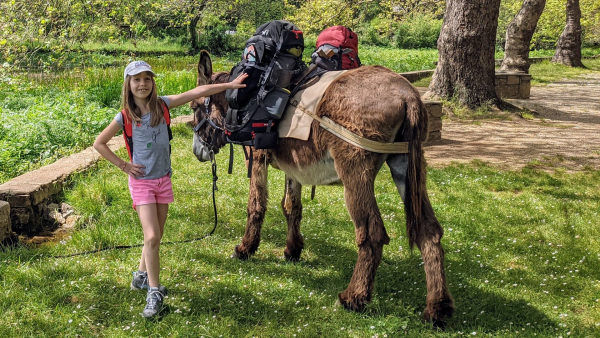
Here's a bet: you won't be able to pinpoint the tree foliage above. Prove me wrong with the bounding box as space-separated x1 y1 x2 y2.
1 0 600 71
498 0 600 49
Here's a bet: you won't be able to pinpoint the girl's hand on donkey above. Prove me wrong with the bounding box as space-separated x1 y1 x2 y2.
230 72 248 88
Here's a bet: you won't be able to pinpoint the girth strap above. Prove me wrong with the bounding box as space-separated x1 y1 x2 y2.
294 103 410 154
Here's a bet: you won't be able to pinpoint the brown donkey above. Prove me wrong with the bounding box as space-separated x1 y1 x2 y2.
191 51 454 326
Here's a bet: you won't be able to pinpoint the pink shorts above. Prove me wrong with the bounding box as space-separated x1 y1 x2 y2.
128 174 174 209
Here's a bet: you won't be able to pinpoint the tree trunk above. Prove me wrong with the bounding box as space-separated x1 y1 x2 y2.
425 0 502 108
552 0 584 67
500 0 546 73
189 15 201 54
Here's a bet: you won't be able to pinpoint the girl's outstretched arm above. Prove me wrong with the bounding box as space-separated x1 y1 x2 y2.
166 72 248 108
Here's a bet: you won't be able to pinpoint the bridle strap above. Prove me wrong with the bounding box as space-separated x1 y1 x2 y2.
193 97 223 133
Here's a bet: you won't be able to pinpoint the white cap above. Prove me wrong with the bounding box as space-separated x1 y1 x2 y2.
123 60 155 80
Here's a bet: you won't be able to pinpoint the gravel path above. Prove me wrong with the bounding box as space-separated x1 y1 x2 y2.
422 72 600 171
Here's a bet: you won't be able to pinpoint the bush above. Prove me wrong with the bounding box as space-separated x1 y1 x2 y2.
394 14 442 49
357 17 396 47
197 16 242 56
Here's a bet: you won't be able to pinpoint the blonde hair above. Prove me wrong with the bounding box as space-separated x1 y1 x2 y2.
120 73 164 127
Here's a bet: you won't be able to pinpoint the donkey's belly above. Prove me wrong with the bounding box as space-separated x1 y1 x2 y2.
273 151 340 186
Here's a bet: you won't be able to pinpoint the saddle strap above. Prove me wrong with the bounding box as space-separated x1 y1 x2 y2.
298 105 409 154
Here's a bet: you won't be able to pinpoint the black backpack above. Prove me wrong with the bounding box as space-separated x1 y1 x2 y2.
225 20 306 149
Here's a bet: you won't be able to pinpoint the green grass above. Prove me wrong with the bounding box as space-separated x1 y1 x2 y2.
1 125 599 336
495 46 600 59
529 58 600 85
359 46 439 72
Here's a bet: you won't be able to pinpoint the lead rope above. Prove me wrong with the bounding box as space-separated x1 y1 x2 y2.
44 159 220 260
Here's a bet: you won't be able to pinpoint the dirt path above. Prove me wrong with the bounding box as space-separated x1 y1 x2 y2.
422 72 600 171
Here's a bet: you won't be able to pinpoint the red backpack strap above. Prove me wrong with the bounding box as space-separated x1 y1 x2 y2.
121 109 134 161
160 99 173 142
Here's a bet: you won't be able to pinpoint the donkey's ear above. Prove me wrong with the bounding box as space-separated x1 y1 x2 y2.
197 50 213 85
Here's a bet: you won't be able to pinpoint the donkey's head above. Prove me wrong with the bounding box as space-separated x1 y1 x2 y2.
191 50 231 162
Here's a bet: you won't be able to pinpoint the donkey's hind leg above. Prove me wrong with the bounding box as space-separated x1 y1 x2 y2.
335 153 390 311
233 149 269 260
417 194 454 327
281 176 304 261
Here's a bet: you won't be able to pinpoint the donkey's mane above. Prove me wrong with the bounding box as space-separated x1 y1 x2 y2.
212 72 230 84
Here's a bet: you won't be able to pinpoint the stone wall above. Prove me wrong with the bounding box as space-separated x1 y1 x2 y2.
424 101 443 142
0 115 193 237
399 68 532 100
495 72 532 99
400 70 434 83
0 201 10 243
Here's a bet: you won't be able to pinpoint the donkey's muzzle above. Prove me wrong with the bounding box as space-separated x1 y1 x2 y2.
193 132 214 162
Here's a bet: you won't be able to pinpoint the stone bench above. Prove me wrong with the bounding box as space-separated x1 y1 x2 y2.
424 101 443 142
0 201 10 243
495 71 531 99
402 68 532 100
0 115 193 237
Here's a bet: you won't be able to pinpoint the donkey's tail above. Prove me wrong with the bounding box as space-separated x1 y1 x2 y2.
400 96 428 249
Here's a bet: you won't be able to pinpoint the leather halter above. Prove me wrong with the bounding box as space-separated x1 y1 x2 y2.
193 97 223 133
193 95 225 156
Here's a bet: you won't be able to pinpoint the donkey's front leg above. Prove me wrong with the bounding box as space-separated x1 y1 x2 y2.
233 149 269 260
335 157 390 311
281 176 304 261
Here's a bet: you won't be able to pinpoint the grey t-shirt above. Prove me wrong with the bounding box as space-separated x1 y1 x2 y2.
115 97 171 179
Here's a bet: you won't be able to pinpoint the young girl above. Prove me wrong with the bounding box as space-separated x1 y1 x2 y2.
93 60 246 318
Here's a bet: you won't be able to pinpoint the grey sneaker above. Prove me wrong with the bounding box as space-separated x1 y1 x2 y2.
142 287 165 318
131 271 168 295
131 271 148 290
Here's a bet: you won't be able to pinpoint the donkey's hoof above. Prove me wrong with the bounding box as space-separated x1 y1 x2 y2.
422 297 454 329
338 291 368 312
284 248 301 262
233 245 250 260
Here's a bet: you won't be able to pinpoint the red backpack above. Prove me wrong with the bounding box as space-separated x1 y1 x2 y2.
121 100 172 161
312 26 361 70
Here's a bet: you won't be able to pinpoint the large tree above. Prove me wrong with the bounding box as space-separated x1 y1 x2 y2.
500 0 546 73
425 0 502 108
552 0 585 67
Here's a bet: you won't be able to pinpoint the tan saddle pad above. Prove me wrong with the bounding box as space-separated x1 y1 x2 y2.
278 70 347 140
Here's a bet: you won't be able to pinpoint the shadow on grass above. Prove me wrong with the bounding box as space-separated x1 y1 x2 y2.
174 213 559 335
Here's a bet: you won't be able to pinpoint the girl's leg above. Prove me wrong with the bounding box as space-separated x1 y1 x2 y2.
136 203 164 288
138 203 169 273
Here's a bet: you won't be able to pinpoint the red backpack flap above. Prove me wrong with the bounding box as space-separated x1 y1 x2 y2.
316 26 358 51
121 100 171 161
315 26 360 70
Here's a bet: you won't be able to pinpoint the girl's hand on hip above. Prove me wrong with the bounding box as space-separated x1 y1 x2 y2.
122 162 145 177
